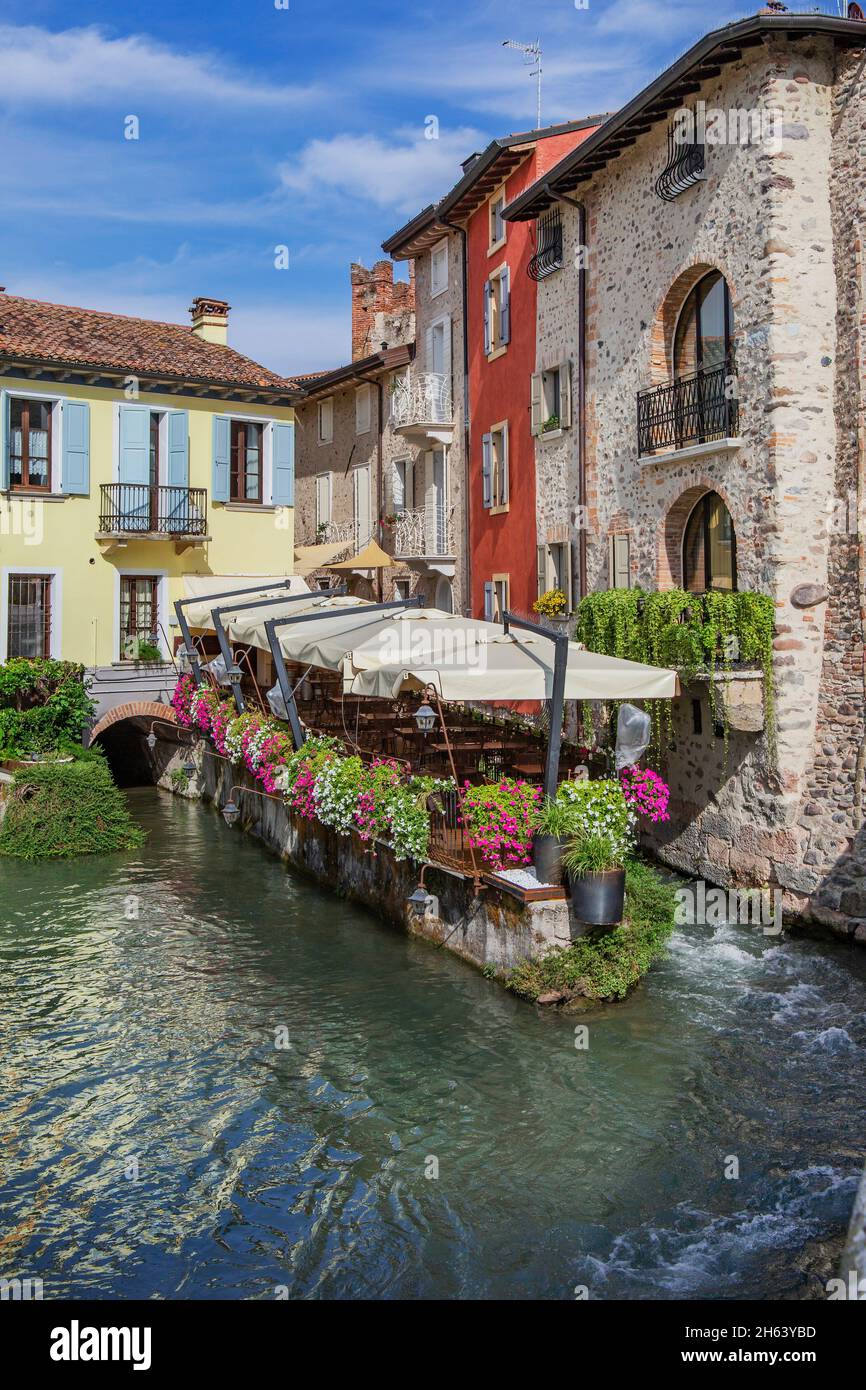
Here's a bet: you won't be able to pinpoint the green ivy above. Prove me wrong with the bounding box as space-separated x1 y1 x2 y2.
0 754 145 859
0 659 95 757
575 587 775 756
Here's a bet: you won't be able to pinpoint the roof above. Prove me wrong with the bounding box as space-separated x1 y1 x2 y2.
295 343 413 402
505 9 866 222
381 205 451 262
0 292 299 396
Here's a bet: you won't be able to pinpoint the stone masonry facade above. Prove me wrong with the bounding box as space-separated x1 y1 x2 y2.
532 31 866 940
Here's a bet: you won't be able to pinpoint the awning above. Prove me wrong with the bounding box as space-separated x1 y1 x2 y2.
181 574 310 630
293 543 352 576
325 539 405 570
216 601 677 703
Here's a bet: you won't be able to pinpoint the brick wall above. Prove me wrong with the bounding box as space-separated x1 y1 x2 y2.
351 260 415 360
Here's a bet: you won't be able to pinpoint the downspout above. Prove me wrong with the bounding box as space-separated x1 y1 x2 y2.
439 214 472 615
543 183 588 601
376 375 384 602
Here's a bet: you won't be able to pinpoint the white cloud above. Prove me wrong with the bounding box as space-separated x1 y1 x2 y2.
0 24 321 109
278 126 487 216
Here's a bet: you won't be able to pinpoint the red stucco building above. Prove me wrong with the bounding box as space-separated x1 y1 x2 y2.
438 120 602 620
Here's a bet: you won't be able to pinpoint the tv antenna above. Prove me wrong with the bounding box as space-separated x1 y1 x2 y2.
502 38 543 130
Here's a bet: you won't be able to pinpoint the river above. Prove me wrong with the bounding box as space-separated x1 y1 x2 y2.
1 786 865 1300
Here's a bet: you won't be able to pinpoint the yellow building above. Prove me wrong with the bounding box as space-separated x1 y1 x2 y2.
0 294 298 680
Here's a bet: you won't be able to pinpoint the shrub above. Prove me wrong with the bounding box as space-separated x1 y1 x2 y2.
461 779 542 872
0 658 94 756
0 755 146 859
558 778 635 875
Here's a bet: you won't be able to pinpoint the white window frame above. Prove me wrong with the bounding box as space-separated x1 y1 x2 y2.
7 387 64 493
317 397 334 445
355 384 372 435
1 565 62 660
114 568 170 663
393 457 414 514
488 186 507 254
430 237 449 298
315 471 332 530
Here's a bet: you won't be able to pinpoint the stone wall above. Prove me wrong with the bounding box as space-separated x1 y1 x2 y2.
351 259 415 360
149 735 573 975
534 34 866 937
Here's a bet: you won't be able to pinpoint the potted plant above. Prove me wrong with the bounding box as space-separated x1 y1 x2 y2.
532 796 575 885
558 778 635 926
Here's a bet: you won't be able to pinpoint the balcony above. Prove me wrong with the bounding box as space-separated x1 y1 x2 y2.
97 484 209 554
637 359 740 460
314 519 373 550
390 372 453 443
528 208 563 281
392 506 456 575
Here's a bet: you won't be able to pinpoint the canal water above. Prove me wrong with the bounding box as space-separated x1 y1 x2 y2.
2 786 865 1301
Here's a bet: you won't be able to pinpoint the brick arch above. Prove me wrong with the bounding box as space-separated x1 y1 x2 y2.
657 480 739 591
648 260 736 385
88 701 177 746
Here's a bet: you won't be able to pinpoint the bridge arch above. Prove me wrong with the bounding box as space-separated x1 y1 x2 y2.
88 701 177 747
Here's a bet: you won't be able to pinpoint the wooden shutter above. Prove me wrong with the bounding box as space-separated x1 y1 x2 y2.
62 400 90 495
559 362 572 429
530 373 543 436
537 544 547 598
212 416 230 502
609 533 631 589
118 406 150 483
166 410 189 488
0 391 9 490
500 266 511 344
483 282 491 355
271 422 295 506
501 423 509 504
484 581 495 622
481 433 493 508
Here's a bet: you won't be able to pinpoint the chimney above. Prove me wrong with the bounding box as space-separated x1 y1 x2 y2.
350 260 415 360
190 296 230 346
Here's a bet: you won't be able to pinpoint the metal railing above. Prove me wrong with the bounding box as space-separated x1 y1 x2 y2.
390 372 452 430
637 358 738 456
393 506 454 558
655 113 705 202
312 519 373 551
99 484 208 535
528 207 563 281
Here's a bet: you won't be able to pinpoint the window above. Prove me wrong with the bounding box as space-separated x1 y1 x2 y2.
489 192 506 251
120 575 159 660
389 369 408 421
318 398 334 444
683 492 737 592
484 575 509 622
537 542 573 609
10 398 52 490
430 238 449 297
674 271 733 377
531 364 572 435
484 266 510 356
230 420 263 503
394 578 412 601
482 423 508 510
393 458 414 513
355 384 372 435
7 574 52 657
315 473 332 531
609 534 631 590
149 413 160 487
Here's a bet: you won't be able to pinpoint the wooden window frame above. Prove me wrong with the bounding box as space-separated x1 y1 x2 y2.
6 573 53 658
229 419 264 504
489 420 509 513
683 492 738 593
119 574 159 661
10 397 53 492
488 186 507 255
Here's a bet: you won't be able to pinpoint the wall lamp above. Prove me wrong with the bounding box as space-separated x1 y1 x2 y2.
221 783 281 827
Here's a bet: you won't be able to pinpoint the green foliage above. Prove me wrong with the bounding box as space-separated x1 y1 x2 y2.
130 639 163 663
574 587 775 754
170 767 190 791
0 754 146 859
558 777 635 873
535 796 577 838
507 859 676 1002
0 658 94 757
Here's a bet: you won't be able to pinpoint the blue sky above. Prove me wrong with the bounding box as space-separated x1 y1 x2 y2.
0 0 758 376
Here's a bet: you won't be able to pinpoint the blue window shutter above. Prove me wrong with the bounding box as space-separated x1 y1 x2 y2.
62 400 90 495
212 416 230 502
119 406 150 483
0 391 9 490
483 281 491 355
501 424 509 505
166 410 189 488
484 582 495 622
271 421 295 507
481 433 492 508
500 266 511 344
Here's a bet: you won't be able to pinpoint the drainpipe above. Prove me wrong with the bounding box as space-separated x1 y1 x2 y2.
376 375 384 602
439 214 471 616
543 183 588 601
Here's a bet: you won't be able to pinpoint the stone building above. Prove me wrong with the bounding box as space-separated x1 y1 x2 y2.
382 208 467 615
503 7 866 938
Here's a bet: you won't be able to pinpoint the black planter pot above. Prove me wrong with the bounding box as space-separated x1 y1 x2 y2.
568 868 626 926
533 834 566 886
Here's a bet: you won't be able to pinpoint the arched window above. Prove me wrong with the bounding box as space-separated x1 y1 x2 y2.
683 492 737 592
673 271 733 378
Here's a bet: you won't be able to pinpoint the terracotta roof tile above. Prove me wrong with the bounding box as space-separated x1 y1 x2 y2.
0 293 298 393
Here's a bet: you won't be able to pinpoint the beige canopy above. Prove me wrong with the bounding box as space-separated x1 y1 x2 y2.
293 543 352 576
325 539 404 571
181 574 310 630
215 600 677 703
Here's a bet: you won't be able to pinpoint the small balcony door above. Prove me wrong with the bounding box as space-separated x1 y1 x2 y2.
353 464 371 551
423 448 447 554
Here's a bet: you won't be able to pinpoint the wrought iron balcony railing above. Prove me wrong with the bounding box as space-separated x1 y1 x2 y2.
98 484 208 535
390 372 452 432
313 519 373 551
637 358 739 457
655 110 705 202
392 506 454 559
528 208 563 281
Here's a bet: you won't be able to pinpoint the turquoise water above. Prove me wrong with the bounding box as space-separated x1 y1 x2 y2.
1 787 865 1300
